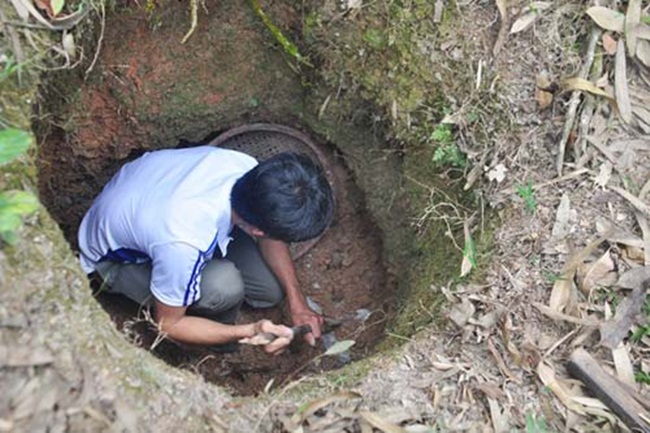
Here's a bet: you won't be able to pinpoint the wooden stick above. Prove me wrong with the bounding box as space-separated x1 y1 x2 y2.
567 348 650 432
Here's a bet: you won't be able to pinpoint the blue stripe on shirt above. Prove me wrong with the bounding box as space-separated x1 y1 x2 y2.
183 252 203 306
99 248 150 264
182 231 222 306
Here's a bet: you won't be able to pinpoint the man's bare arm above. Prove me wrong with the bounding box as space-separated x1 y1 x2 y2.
153 300 293 353
257 238 323 345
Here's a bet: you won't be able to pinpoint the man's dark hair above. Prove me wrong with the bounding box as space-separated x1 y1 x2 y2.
231 152 334 242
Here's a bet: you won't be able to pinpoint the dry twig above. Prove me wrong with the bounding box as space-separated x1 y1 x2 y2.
85 2 105 77
557 27 601 176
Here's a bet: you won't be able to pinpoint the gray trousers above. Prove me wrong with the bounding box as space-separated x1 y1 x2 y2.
96 228 284 324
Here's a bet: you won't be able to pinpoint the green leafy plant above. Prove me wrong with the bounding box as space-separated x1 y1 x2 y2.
542 270 562 283
516 181 537 213
0 128 39 245
525 412 549 433
631 297 650 343
432 144 466 168
431 124 453 144
431 125 466 168
635 371 650 384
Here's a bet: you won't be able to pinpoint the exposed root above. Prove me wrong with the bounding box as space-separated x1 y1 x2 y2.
181 0 198 44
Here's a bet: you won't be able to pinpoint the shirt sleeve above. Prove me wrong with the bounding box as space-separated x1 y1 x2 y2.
149 242 208 307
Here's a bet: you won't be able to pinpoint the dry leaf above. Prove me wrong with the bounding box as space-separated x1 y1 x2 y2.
551 193 571 238
433 0 444 24
612 344 635 387
537 362 586 414
625 0 642 57
635 211 650 266
460 220 476 278
596 218 645 248
487 163 508 183
291 391 362 424
449 297 475 327
576 251 617 294
358 411 405 433
594 161 613 188
510 12 539 34
33 0 54 17
549 273 576 313
347 0 362 9
323 340 355 356
637 40 650 69
603 33 618 55
614 40 633 124
637 24 650 41
586 6 625 32
549 237 606 313
62 32 75 60
8 0 30 21
562 78 618 111
544 194 571 254
535 72 553 109
622 245 646 264
510 2 551 34
488 398 510 433
616 266 650 289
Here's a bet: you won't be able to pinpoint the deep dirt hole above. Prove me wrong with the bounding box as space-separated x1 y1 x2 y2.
35 1 398 396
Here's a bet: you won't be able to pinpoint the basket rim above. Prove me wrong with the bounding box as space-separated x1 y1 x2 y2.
208 123 334 260
208 123 328 164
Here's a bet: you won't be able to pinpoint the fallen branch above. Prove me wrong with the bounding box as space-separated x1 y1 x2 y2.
568 348 650 433
599 280 649 349
533 303 600 327
557 27 602 176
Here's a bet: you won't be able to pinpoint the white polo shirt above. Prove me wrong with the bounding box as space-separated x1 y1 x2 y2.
78 146 258 307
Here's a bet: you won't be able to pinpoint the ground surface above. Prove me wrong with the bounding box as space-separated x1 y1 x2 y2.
2 0 650 432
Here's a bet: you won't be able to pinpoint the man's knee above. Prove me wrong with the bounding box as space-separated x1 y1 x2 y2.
198 260 244 309
246 279 284 308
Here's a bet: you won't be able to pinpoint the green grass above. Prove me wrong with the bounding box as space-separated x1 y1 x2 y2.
515 181 537 213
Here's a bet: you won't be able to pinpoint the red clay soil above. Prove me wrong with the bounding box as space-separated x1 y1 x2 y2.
36 1 392 395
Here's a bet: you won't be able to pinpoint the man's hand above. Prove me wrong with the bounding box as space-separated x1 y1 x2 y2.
290 306 323 346
254 319 294 354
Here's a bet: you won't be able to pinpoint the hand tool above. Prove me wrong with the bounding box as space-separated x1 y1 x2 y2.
238 324 312 346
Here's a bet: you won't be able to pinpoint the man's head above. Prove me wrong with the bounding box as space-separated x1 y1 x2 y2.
231 152 334 242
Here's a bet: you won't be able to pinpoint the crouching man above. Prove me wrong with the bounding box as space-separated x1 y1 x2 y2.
78 145 334 354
